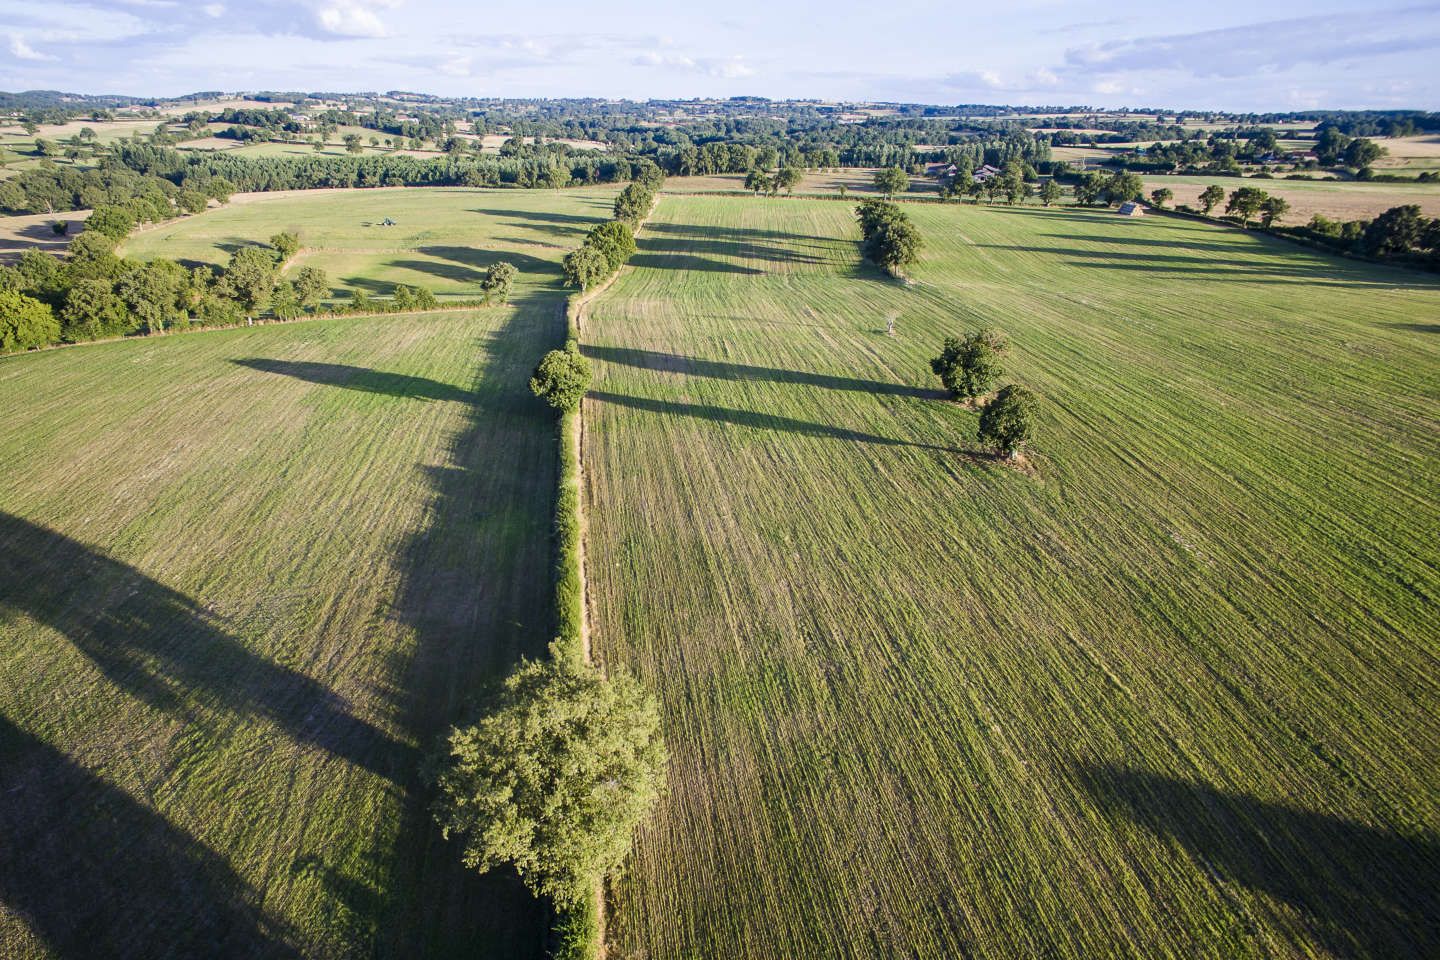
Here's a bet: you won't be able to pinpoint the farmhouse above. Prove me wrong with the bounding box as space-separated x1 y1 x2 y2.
973 164 1001 183
1116 201 1144 217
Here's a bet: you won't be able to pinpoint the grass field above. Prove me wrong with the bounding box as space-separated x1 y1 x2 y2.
122 185 619 302
1140 173 1440 221
0 188 592 956
581 194 1440 958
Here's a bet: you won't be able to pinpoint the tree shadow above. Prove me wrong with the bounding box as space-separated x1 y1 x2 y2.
627 251 765 274
0 712 300 959
411 245 558 282
1383 322 1440 333
589 390 969 456
0 512 411 783
1071 762 1440 958
582 344 943 399
232 359 475 404
468 208 599 226
644 220 834 246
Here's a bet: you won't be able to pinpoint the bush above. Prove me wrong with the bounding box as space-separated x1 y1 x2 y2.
530 342 591 412
481 261 517 304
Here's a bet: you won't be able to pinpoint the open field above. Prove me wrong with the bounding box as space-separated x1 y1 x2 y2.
122 185 620 301
664 169 937 197
0 210 89 262
582 194 1440 958
0 295 563 957
1140 173 1440 221
1374 135 1440 173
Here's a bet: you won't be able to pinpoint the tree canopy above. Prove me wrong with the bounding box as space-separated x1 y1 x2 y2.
530 342 592 412
930 328 1007 401
978 384 1037 458
481 261 517 304
873 166 909 197
432 655 667 906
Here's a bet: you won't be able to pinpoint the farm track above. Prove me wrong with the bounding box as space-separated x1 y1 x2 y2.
581 194 1440 959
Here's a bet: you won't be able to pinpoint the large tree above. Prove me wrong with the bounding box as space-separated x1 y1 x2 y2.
1225 187 1269 228
863 218 922 275
978 384 1036 459
873 166 910 198
1259 195 1290 228
562 246 609 290
1199 184 1226 215
293 266 330 310
432 656 666 909
1039 180 1063 207
480 261 517 304
744 168 771 195
0 289 59 352
530 342 592 412
224 246 278 320
773 166 803 195
1150 188 1173 209
269 231 301 263
1362 204 1426 256
930 328 1007 401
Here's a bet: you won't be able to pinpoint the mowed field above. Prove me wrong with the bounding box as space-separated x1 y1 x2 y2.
123 185 619 302
582 195 1440 958
1140 174 1440 221
0 190 593 957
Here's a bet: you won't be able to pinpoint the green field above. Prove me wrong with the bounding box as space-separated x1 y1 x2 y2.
122 185 618 304
0 212 575 954
581 195 1440 958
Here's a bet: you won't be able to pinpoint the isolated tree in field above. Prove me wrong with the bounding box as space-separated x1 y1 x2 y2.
977 384 1036 459
1225 187 1268 228
1039 180 1063 207
343 134 363 154
774 166 803 195
269 231 300 263
0 289 59 352
873 166 909 198
1259 195 1290 228
529 342 592 412
930 328 1006 401
224 246 278 320
1150 188 1173 209
480 261 517 304
744 168 772 195
432 655 666 911
855 198 904 239
562 245 608 290
864 217 922 275
837 183 848 200
293 266 330 310
1199 184 1226 215
1102 171 1144 205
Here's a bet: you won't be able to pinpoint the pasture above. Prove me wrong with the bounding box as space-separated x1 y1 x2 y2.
581 194 1440 958
1140 173 1440 221
0 188 606 958
122 185 620 302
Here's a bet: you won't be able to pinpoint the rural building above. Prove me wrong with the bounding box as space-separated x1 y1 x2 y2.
973 164 1001 183
1116 201 1144 217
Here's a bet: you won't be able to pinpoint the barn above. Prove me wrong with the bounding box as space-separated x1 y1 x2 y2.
1116 201 1144 217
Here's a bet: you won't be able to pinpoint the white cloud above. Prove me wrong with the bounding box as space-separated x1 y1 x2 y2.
9 34 57 60
314 1 398 38
203 3 225 17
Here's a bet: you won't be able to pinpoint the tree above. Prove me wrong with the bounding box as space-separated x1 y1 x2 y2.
86 205 137 241
1199 184 1226 215
613 183 654 225
930 328 1006 401
744 168 771 195
1343 138 1383 169
977 384 1036 459
1003 169 1027 205
293 266 330 310
1039 180 1063 207
1101 171 1144 205
529 342 592 412
269 231 301 263
1074 171 1107 205
562 245 608 290
61 279 130 341
1259 195 1290 228
585 221 635 273
863 218 922 275
1362 204 1425 256
774 166 803 195
480 261 517 304
1149 188 1173 209
271 280 303 321
117 259 185 334
837 183 848 200
0 289 59 352
224 246 277 320
432 656 666 909
1225 187 1268 227
873 166 909 198
343 134 363 154
855 199 905 240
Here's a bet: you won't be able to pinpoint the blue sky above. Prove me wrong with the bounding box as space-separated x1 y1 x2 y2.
2 0 1438 110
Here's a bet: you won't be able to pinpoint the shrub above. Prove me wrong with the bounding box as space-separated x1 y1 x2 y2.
480 261 517 304
978 384 1037 458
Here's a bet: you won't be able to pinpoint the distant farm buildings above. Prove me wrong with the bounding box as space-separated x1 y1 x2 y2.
1116 201 1144 217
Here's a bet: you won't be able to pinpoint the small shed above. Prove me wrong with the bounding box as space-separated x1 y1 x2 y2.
1116 201 1144 217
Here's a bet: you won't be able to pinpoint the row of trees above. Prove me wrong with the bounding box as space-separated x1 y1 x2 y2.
562 173 662 291
929 330 1037 458
855 199 922 276
1305 205 1440 265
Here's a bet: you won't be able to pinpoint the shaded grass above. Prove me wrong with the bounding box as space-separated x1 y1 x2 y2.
582 195 1440 959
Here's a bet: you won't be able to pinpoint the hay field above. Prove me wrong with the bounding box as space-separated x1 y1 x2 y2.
0 210 89 262
1374 135 1440 174
664 169 936 197
0 306 561 959
1141 174 1440 221
123 185 620 301
582 194 1440 959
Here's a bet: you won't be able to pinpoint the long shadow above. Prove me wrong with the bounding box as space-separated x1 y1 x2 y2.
232 359 475 404
590 390 966 455
628 251 766 275
0 713 299 959
644 220 834 246
1072 762 1440 957
636 233 825 266
1385 322 1440 333
583 344 944 399
0 513 411 783
468 208 598 226
406 246 558 285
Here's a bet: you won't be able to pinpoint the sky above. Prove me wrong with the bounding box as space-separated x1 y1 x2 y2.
2 0 1438 111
